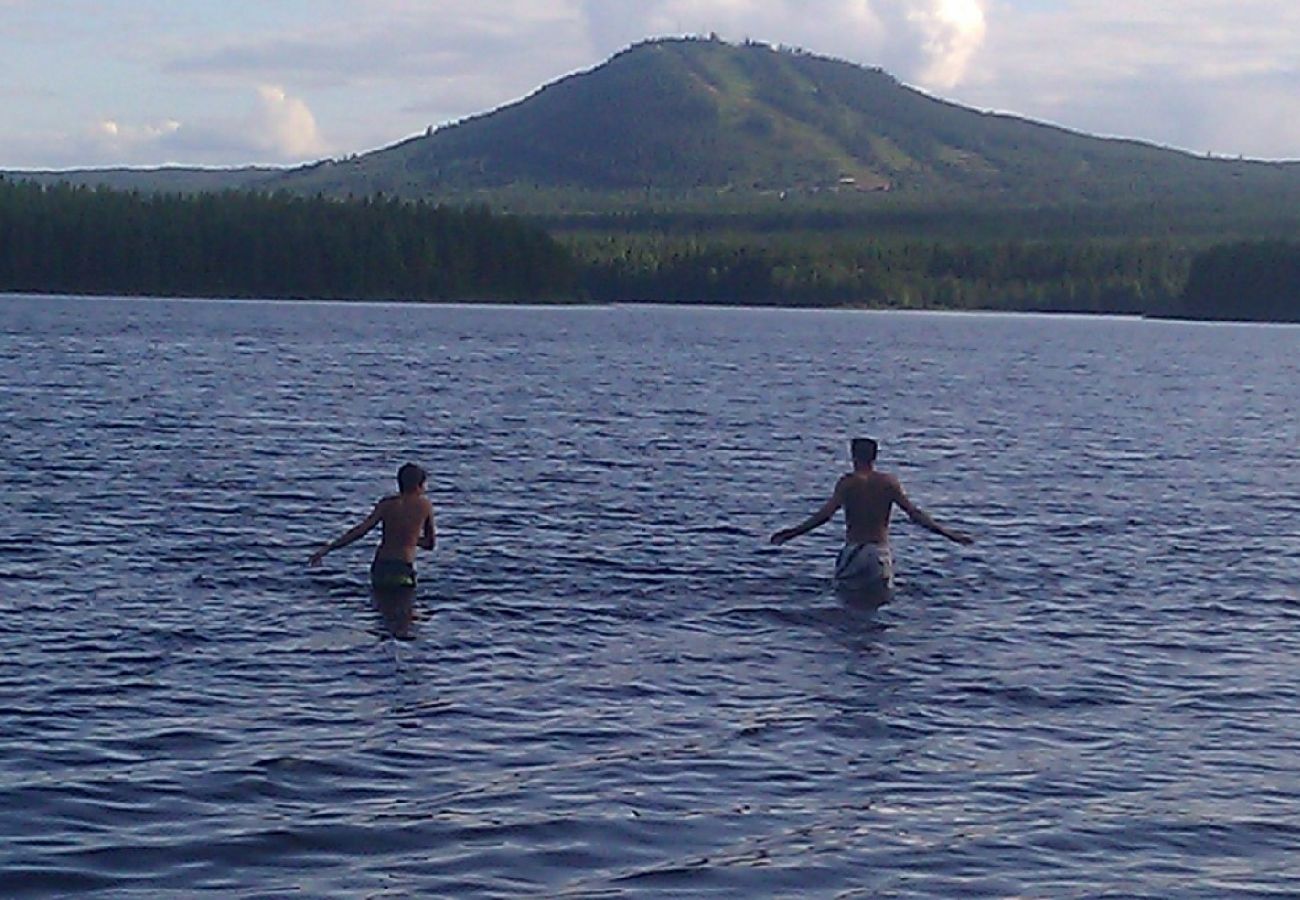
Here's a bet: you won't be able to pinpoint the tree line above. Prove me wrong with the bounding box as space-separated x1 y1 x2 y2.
2 177 1295 321
569 232 1191 314
0 179 576 301
1173 241 1300 322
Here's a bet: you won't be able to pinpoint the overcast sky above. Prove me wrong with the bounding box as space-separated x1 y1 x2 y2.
4 0 1299 169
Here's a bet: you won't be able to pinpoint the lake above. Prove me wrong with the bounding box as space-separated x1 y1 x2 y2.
1 294 1297 896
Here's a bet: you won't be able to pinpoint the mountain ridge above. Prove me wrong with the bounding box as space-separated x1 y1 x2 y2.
256 37 1300 209
9 37 1300 216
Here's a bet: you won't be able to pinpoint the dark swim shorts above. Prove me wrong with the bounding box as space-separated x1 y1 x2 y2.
370 559 417 590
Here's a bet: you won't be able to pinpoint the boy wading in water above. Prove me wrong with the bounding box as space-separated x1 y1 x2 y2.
309 463 436 592
770 438 973 600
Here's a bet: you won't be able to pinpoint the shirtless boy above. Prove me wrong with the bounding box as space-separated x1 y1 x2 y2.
770 438 972 597
308 463 436 591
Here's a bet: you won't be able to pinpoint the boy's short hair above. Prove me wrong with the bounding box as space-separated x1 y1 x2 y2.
851 438 879 464
397 463 427 493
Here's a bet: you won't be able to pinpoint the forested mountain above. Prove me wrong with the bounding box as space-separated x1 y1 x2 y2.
260 37 1300 210
13 37 1300 215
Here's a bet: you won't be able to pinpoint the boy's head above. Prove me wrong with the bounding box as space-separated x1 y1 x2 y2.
850 438 878 466
397 462 427 494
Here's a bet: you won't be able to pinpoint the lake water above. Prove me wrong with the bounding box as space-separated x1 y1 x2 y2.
1 294 1296 897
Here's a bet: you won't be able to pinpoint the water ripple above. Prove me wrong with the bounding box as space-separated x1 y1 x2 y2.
1 296 1297 896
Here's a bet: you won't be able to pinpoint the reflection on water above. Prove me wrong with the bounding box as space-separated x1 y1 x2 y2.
372 588 418 640
0 295 1297 896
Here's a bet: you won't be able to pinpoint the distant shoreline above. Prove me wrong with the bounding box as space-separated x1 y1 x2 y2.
1143 312 1300 325
9 289 1298 324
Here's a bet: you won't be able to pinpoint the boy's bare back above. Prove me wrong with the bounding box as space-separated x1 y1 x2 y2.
838 471 902 545
373 493 436 563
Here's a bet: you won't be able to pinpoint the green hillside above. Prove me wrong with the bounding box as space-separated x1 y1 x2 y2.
266 37 1300 211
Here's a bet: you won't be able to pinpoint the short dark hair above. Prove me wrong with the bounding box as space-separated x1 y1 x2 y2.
397 463 427 493
851 438 878 464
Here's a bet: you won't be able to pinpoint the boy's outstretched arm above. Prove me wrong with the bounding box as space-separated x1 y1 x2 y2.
770 478 846 545
893 481 973 545
308 503 384 565
419 506 436 551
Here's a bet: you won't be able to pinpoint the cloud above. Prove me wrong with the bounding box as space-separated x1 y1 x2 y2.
93 118 183 150
578 0 988 90
905 0 987 88
165 1 990 139
164 1 593 145
253 85 328 158
46 86 331 167
952 0 1300 157
169 2 588 92
6 0 1300 166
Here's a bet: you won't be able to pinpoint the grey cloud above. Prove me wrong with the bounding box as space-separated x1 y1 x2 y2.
164 5 596 141
1042 67 1300 158
166 1 987 119
954 0 1300 158
167 6 588 88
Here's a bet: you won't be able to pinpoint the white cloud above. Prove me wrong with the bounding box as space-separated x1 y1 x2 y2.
906 0 987 88
579 0 989 90
44 86 332 167
253 85 328 158
93 118 182 147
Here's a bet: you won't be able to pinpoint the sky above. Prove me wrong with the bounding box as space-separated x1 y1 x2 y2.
3 0 1300 170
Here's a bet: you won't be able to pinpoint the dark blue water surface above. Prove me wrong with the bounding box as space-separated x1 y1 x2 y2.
1 294 1297 897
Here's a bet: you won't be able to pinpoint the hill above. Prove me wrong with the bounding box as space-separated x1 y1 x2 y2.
260 37 1300 211
10 37 1300 222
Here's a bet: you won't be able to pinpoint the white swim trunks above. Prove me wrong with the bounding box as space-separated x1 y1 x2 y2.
834 542 894 592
